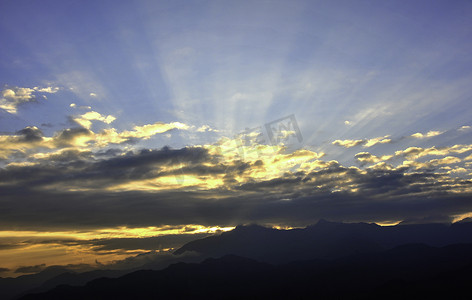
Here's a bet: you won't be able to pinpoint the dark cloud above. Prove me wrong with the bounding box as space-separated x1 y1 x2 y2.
104 250 202 271
14 264 46 273
0 146 211 190
27 233 214 252
53 127 92 146
37 149 92 162
399 215 454 225
16 126 43 142
90 233 213 251
0 145 472 231
0 243 24 250
0 267 10 273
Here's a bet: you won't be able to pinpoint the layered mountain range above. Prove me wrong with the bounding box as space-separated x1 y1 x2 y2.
6 220 472 299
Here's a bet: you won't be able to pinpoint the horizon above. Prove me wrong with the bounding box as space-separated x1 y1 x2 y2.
2 218 472 278
1 0 472 281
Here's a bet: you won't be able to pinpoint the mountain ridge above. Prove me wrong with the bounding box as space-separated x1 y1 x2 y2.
174 220 472 263
20 243 472 299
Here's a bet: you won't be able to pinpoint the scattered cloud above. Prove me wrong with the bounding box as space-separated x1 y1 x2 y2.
411 130 444 139
0 120 192 160
196 125 218 132
448 167 467 174
395 144 472 160
355 152 393 165
332 139 365 148
332 135 391 148
34 86 60 93
428 156 461 166
0 86 59 114
72 111 116 129
95 121 190 146
70 103 92 110
364 135 391 147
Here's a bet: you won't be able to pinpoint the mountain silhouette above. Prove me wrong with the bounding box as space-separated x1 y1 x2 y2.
0 267 128 300
174 220 472 263
20 243 472 299
11 220 472 299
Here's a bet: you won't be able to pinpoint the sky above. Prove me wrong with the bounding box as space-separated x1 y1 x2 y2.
1 0 472 277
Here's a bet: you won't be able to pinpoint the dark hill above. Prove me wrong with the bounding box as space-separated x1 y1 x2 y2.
20 244 472 300
174 220 472 263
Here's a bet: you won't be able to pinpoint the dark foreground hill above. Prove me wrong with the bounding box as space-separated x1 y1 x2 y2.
20 243 472 300
174 220 472 262
0 268 129 300
9 220 472 299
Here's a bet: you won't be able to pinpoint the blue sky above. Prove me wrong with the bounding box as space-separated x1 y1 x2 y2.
2 0 471 146
1 0 472 275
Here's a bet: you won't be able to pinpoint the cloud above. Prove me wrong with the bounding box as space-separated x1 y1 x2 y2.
32 148 92 162
72 111 116 129
428 156 461 165
1 136 472 232
332 135 391 148
395 144 472 160
14 264 46 273
0 267 10 273
0 87 36 113
0 86 59 114
411 130 444 138
0 120 193 160
34 86 60 93
196 125 218 132
95 122 190 146
0 126 51 159
53 127 94 147
89 233 213 251
1 122 472 248
355 152 392 165
70 103 92 110
363 135 392 147
332 139 364 148
448 167 467 174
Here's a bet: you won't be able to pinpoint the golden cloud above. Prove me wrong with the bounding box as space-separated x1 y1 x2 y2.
332 135 391 148
411 130 444 138
395 144 472 160
0 86 60 114
73 111 116 129
332 139 365 148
